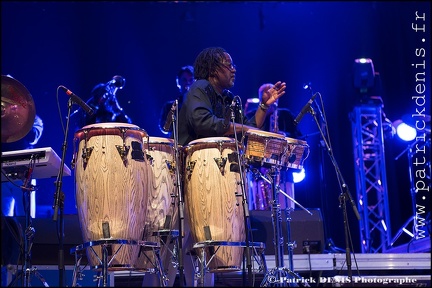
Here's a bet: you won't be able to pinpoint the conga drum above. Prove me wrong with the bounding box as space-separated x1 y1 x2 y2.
136 136 180 272
74 123 150 270
183 137 246 272
244 129 287 168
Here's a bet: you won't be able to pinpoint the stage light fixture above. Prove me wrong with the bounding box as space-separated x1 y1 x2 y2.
353 58 375 93
393 119 418 142
293 168 305 183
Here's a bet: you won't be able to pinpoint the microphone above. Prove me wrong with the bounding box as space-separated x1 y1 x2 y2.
231 98 237 108
106 75 125 89
163 100 177 132
60 86 94 116
294 93 317 126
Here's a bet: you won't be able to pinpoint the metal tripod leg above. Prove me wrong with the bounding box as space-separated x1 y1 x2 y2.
70 239 164 287
259 167 307 287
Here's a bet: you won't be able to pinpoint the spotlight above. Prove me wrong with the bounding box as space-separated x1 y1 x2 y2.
353 58 383 105
393 119 417 141
293 168 305 183
353 58 375 93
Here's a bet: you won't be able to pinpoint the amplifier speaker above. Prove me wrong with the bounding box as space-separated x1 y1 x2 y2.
2 215 84 265
249 208 325 255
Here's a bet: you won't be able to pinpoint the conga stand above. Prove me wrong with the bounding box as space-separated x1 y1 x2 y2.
279 183 312 276
70 239 163 287
256 166 307 287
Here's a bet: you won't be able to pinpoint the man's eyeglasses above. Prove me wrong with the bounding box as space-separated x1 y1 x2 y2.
221 62 236 71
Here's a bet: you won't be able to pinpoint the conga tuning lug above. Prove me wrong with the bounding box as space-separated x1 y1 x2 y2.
146 153 154 165
71 153 76 170
214 157 227 175
81 147 93 166
165 160 176 174
116 145 130 161
186 160 196 178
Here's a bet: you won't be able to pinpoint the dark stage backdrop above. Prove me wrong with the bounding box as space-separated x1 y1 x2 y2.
1 1 430 252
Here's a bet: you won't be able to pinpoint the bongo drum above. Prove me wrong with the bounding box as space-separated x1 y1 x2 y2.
136 136 180 272
281 137 309 171
74 123 150 270
183 137 245 272
244 129 287 168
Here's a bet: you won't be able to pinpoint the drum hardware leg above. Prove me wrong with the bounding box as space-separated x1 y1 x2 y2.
193 245 207 287
137 244 169 286
192 241 266 286
149 247 168 287
101 244 109 287
71 253 83 287
250 244 267 273
260 167 308 287
70 239 160 286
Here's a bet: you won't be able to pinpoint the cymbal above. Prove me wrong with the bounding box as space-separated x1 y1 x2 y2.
1 75 36 143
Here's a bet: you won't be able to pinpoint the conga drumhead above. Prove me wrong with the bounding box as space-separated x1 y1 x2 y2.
245 129 286 140
80 122 141 130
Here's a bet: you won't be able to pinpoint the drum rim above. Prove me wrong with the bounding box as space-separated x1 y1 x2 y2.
187 137 236 146
144 136 175 144
80 122 141 130
285 137 308 145
246 129 286 140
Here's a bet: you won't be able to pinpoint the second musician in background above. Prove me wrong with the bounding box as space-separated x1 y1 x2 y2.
245 83 302 211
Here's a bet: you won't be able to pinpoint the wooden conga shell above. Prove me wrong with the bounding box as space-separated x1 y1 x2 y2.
184 137 246 272
74 123 150 270
136 136 179 272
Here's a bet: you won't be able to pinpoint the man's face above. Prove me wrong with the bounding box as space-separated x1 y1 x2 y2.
178 71 194 93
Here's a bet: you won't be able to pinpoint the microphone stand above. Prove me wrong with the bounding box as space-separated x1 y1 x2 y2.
230 107 253 287
171 100 185 287
308 105 360 282
52 98 73 287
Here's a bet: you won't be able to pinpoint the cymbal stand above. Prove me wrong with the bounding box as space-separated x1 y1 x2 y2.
254 166 306 287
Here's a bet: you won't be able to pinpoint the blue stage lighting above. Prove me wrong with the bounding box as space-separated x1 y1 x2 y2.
293 168 305 183
393 119 417 141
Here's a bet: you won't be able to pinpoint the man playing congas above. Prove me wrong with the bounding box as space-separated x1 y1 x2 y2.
177 47 287 286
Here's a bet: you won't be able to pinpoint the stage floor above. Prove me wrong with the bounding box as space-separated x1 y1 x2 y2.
3 252 430 287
